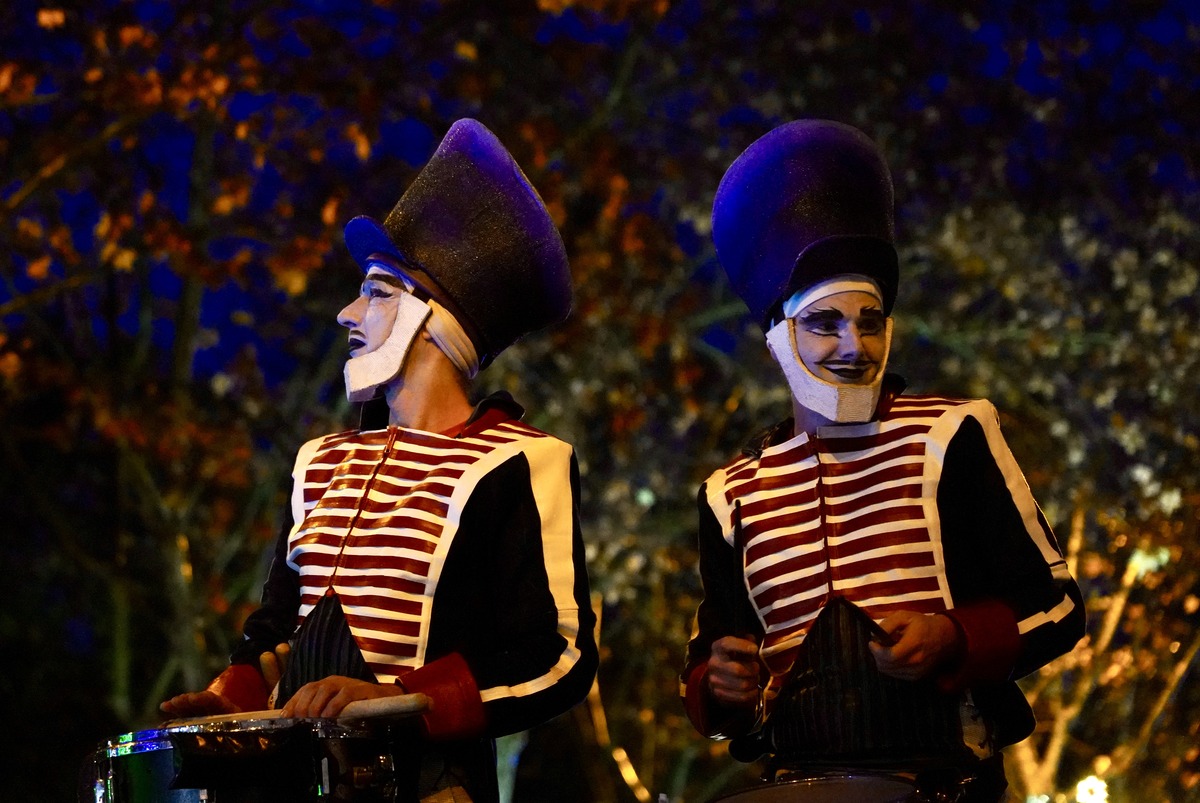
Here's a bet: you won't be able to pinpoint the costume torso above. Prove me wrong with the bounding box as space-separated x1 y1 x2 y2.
685 388 1084 762
704 395 1015 701
287 418 568 684
230 396 598 802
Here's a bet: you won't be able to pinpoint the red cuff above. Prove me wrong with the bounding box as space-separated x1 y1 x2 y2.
397 653 486 741
938 600 1022 693
682 660 757 739
207 664 269 713
683 661 714 735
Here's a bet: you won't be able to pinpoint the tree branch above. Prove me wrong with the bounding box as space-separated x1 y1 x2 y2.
1109 628 1200 776
2 114 149 216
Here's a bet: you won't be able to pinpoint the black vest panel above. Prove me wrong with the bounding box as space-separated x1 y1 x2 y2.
766 597 971 770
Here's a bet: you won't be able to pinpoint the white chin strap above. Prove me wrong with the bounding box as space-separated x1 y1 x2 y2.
343 292 432 403
765 316 893 425
426 299 480 379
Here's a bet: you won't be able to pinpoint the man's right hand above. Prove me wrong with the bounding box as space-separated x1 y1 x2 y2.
159 690 239 719
706 635 762 707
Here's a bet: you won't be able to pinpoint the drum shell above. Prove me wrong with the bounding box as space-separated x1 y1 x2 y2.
80 718 394 803
80 728 202 803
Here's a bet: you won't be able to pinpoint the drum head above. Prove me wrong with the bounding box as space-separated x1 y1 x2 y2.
715 774 919 803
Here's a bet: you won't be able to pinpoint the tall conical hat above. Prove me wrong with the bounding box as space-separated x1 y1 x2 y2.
712 120 898 329
344 119 571 368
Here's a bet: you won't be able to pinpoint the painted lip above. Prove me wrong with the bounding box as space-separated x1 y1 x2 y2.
347 335 366 354
821 363 876 381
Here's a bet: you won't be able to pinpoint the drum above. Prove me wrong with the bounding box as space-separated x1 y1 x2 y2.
80 714 396 803
714 773 921 803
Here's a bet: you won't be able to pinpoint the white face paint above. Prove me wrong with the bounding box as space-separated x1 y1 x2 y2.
765 288 893 425
337 263 432 403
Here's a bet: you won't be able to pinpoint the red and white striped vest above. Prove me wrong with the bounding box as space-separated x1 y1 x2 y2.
705 396 1026 701
285 419 565 684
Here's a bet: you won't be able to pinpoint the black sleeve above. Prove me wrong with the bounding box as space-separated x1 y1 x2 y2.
938 415 1086 679
685 483 763 670
681 482 762 738
427 451 598 737
229 513 300 666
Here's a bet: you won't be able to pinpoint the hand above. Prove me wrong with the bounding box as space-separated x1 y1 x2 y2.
706 636 762 707
869 611 961 681
259 643 290 691
279 676 408 719
159 690 239 718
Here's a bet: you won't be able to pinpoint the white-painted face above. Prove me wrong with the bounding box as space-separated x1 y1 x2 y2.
765 281 893 425
337 258 431 403
338 264 417 355
790 291 888 386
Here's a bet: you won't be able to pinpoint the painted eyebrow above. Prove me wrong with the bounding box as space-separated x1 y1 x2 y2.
798 308 845 322
361 273 409 292
799 306 884 320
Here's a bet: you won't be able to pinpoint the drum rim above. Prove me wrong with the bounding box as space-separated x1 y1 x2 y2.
773 770 918 784
714 771 919 802
103 716 369 756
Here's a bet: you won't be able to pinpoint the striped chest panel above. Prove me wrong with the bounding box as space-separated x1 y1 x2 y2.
287 420 549 683
715 396 976 683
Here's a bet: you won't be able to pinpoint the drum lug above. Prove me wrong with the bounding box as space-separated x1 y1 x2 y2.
349 753 397 791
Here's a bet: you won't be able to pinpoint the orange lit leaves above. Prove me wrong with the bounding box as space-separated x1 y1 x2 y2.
26 255 53 280
602 174 629 222
0 63 39 105
265 235 332 297
535 0 669 18
95 211 140 271
167 65 230 113
0 332 20 386
454 41 478 62
92 393 256 492
37 9 67 29
211 177 252 216
14 217 81 278
345 123 372 162
321 196 341 226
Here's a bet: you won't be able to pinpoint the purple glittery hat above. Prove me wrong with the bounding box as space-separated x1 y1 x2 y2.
711 119 898 330
344 118 571 368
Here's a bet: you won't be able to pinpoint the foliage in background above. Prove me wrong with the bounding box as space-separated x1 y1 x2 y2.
2 1 1197 800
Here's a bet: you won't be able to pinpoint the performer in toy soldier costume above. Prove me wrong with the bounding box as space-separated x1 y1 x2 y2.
681 120 1085 801
163 119 598 802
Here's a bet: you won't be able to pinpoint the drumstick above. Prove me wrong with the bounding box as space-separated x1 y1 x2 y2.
732 500 747 638
338 692 430 722
162 693 431 727
163 708 286 726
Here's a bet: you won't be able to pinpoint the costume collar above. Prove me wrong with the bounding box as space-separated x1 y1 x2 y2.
443 391 525 438
741 373 907 458
357 390 524 437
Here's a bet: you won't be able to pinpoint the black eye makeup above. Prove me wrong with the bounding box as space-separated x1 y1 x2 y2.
361 272 410 299
797 307 885 335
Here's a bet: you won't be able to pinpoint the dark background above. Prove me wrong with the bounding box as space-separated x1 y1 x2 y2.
2 1 1198 799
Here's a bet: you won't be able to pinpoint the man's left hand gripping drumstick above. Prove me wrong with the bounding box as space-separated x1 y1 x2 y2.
259 643 290 699
259 643 289 691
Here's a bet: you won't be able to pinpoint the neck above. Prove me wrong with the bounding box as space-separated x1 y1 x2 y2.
382 340 474 432
792 396 836 437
